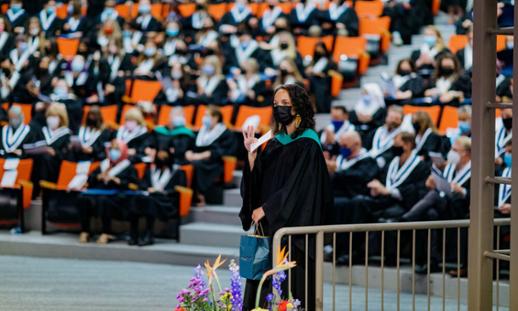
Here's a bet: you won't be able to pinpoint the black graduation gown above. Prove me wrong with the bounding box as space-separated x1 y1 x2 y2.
416 130 451 160
137 167 187 220
131 15 162 32
308 56 336 113
38 12 64 38
113 127 152 163
152 126 195 165
69 128 111 162
5 9 29 29
191 128 237 194
332 156 379 198
398 75 426 98
239 135 332 311
0 124 37 158
33 128 71 183
289 5 320 33
219 9 252 27
320 7 359 36
0 32 14 59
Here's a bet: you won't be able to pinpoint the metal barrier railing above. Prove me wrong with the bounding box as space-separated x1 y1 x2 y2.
272 218 511 311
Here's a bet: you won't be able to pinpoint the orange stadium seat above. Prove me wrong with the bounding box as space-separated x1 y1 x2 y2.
359 16 391 53
333 36 370 75
297 36 334 58
223 156 237 185
1 4 7 14
208 3 228 21
134 163 147 180
194 105 233 129
130 3 164 20
448 34 468 54
402 105 441 127
126 80 162 103
176 185 193 217
179 164 194 189
234 106 273 131
0 158 34 230
354 0 384 18
496 35 507 52
432 0 441 16
56 3 69 19
56 37 80 61
115 3 132 20
438 105 459 134
278 2 294 14
330 71 344 97
178 3 196 17
55 161 100 191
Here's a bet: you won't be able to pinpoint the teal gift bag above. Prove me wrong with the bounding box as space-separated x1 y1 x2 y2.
239 222 272 280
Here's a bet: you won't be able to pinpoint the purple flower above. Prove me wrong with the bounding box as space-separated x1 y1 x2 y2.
229 260 243 311
265 293 274 303
272 269 286 298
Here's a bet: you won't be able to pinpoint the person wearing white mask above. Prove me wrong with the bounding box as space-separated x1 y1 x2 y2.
185 105 236 206
114 108 151 163
99 0 124 25
32 103 71 184
193 55 228 105
132 0 161 32
134 40 162 78
0 105 36 158
351 83 387 150
154 63 186 106
152 107 195 165
47 78 82 132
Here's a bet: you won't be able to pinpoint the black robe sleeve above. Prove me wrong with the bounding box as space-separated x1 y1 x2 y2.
332 157 379 197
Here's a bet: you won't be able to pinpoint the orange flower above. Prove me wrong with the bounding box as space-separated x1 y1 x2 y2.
278 300 288 311
175 307 186 311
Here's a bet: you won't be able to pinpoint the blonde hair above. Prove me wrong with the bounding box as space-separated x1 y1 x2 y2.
46 103 69 128
456 136 471 154
124 107 145 125
413 111 437 134
202 55 223 76
424 25 446 51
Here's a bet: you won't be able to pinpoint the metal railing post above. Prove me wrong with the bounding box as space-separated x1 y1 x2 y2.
470 0 498 307
315 231 324 311
510 3 518 309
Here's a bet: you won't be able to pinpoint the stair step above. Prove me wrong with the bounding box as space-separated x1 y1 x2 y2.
232 171 243 188
191 205 242 226
223 188 242 206
0 231 238 266
180 222 243 248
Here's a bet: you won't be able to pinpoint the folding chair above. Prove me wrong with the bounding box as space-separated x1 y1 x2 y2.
0 158 33 232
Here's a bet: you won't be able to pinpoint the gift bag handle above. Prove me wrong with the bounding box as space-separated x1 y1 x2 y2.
250 221 266 236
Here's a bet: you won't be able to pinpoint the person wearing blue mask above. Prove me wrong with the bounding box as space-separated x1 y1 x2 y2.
38 0 63 38
219 0 252 27
6 0 28 31
151 107 195 165
186 105 236 206
134 40 161 78
99 0 124 25
411 26 450 74
78 139 138 245
320 105 354 156
446 105 472 143
191 55 229 105
132 0 162 32
324 130 378 264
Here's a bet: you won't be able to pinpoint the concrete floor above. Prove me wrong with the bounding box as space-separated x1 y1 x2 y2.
0 255 496 311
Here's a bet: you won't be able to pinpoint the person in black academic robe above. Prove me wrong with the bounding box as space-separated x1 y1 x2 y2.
152 107 195 165
320 0 359 36
289 0 320 35
44 78 84 133
0 105 36 158
78 139 138 244
385 58 426 100
30 103 71 186
38 3 64 38
0 17 15 59
258 1 288 36
412 111 451 160
69 107 111 162
61 3 89 35
227 59 269 107
130 151 186 246
240 84 332 311
219 0 253 28
186 106 237 206
190 56 229 105
366 105 404 169
131 1 162 33
222 26 269 73
181 4 211 42
114 108 152 163
5 0 28 30
306 42 337 113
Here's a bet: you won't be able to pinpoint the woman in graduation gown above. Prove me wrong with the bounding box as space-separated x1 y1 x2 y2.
114 108 151 163
0 106 36 158
32 103 71 184
186 105 236 206
70 106 110 162
412 111 451 160
240 84 332 310
78 139 138 244
129 151 186 246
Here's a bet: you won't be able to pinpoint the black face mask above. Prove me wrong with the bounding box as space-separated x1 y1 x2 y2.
412 122 420 134
398 70 411 76
274 106 295 126
503 117 513 130
280 68 289 76
391 145 404 156
441 67 455 76
279 42 289 50
155 157 170 168
86 118 98 128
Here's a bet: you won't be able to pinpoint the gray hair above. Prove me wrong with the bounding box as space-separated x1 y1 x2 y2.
8 105 24 121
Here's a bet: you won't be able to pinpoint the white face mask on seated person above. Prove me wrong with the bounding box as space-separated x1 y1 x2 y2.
46 116 60 130
124 120 138 131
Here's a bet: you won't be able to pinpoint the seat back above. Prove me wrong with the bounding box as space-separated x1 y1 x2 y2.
56 161 99 190
208 3 228 21
234 106 273 130
178 3 196 17
438 105 459 134
194 105 234 129
56 37 80 61
135 163 147 180
333 36 367 62
222 156 237 185
402 105 441 127
359 16 391 52
354 0 384 18
179 164 194 188
127 80 162 103
297 36 334 58
82 105 118 127
448 34 469 54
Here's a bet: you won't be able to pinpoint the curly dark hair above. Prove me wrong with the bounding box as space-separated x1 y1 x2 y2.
273 83 315 138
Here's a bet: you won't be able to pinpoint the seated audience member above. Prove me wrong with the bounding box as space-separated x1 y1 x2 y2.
320 0 358 36
32 103 71 183
130 151 186 246
412 111 451 159
152 107 195 165
259 0 289 36
352 132 430 223
455 26 473 70
424 54 466 104
78 139 138 244
219 0 253 29
0 106 36 158
367 105 404 169
350 83 386 145
289 0 320 35
227 59 268 106
411 26 450 75
131 0 162 33
115 108 151 163
6 0 28 31
70 107 110 162
495 140 512 217
47 77 83 132
154 63 188 106
274 58 305 88
383 0 431 45
495 106 512 163
0 17 14 59
193 55 229 105
401 136 472 222
320 105 354 156
446 105 472 142
38 1 63 38
385 58 425 100
267 31 303 71
306 42 336 113
186 105 237 206
134 39 164 79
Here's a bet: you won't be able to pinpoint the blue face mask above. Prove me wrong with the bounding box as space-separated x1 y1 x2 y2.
202 65 215 76
138 4 150 14
339 147 352 159
109 149 121 162
202 116 212 128
11 4 22 12
166 28 179 37
458 121 471 135
331 120 344 132
424 35 436 47
46 7 55 15
504 153 512 168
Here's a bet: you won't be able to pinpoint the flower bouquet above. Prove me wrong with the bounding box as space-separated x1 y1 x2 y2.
174 249 300 311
